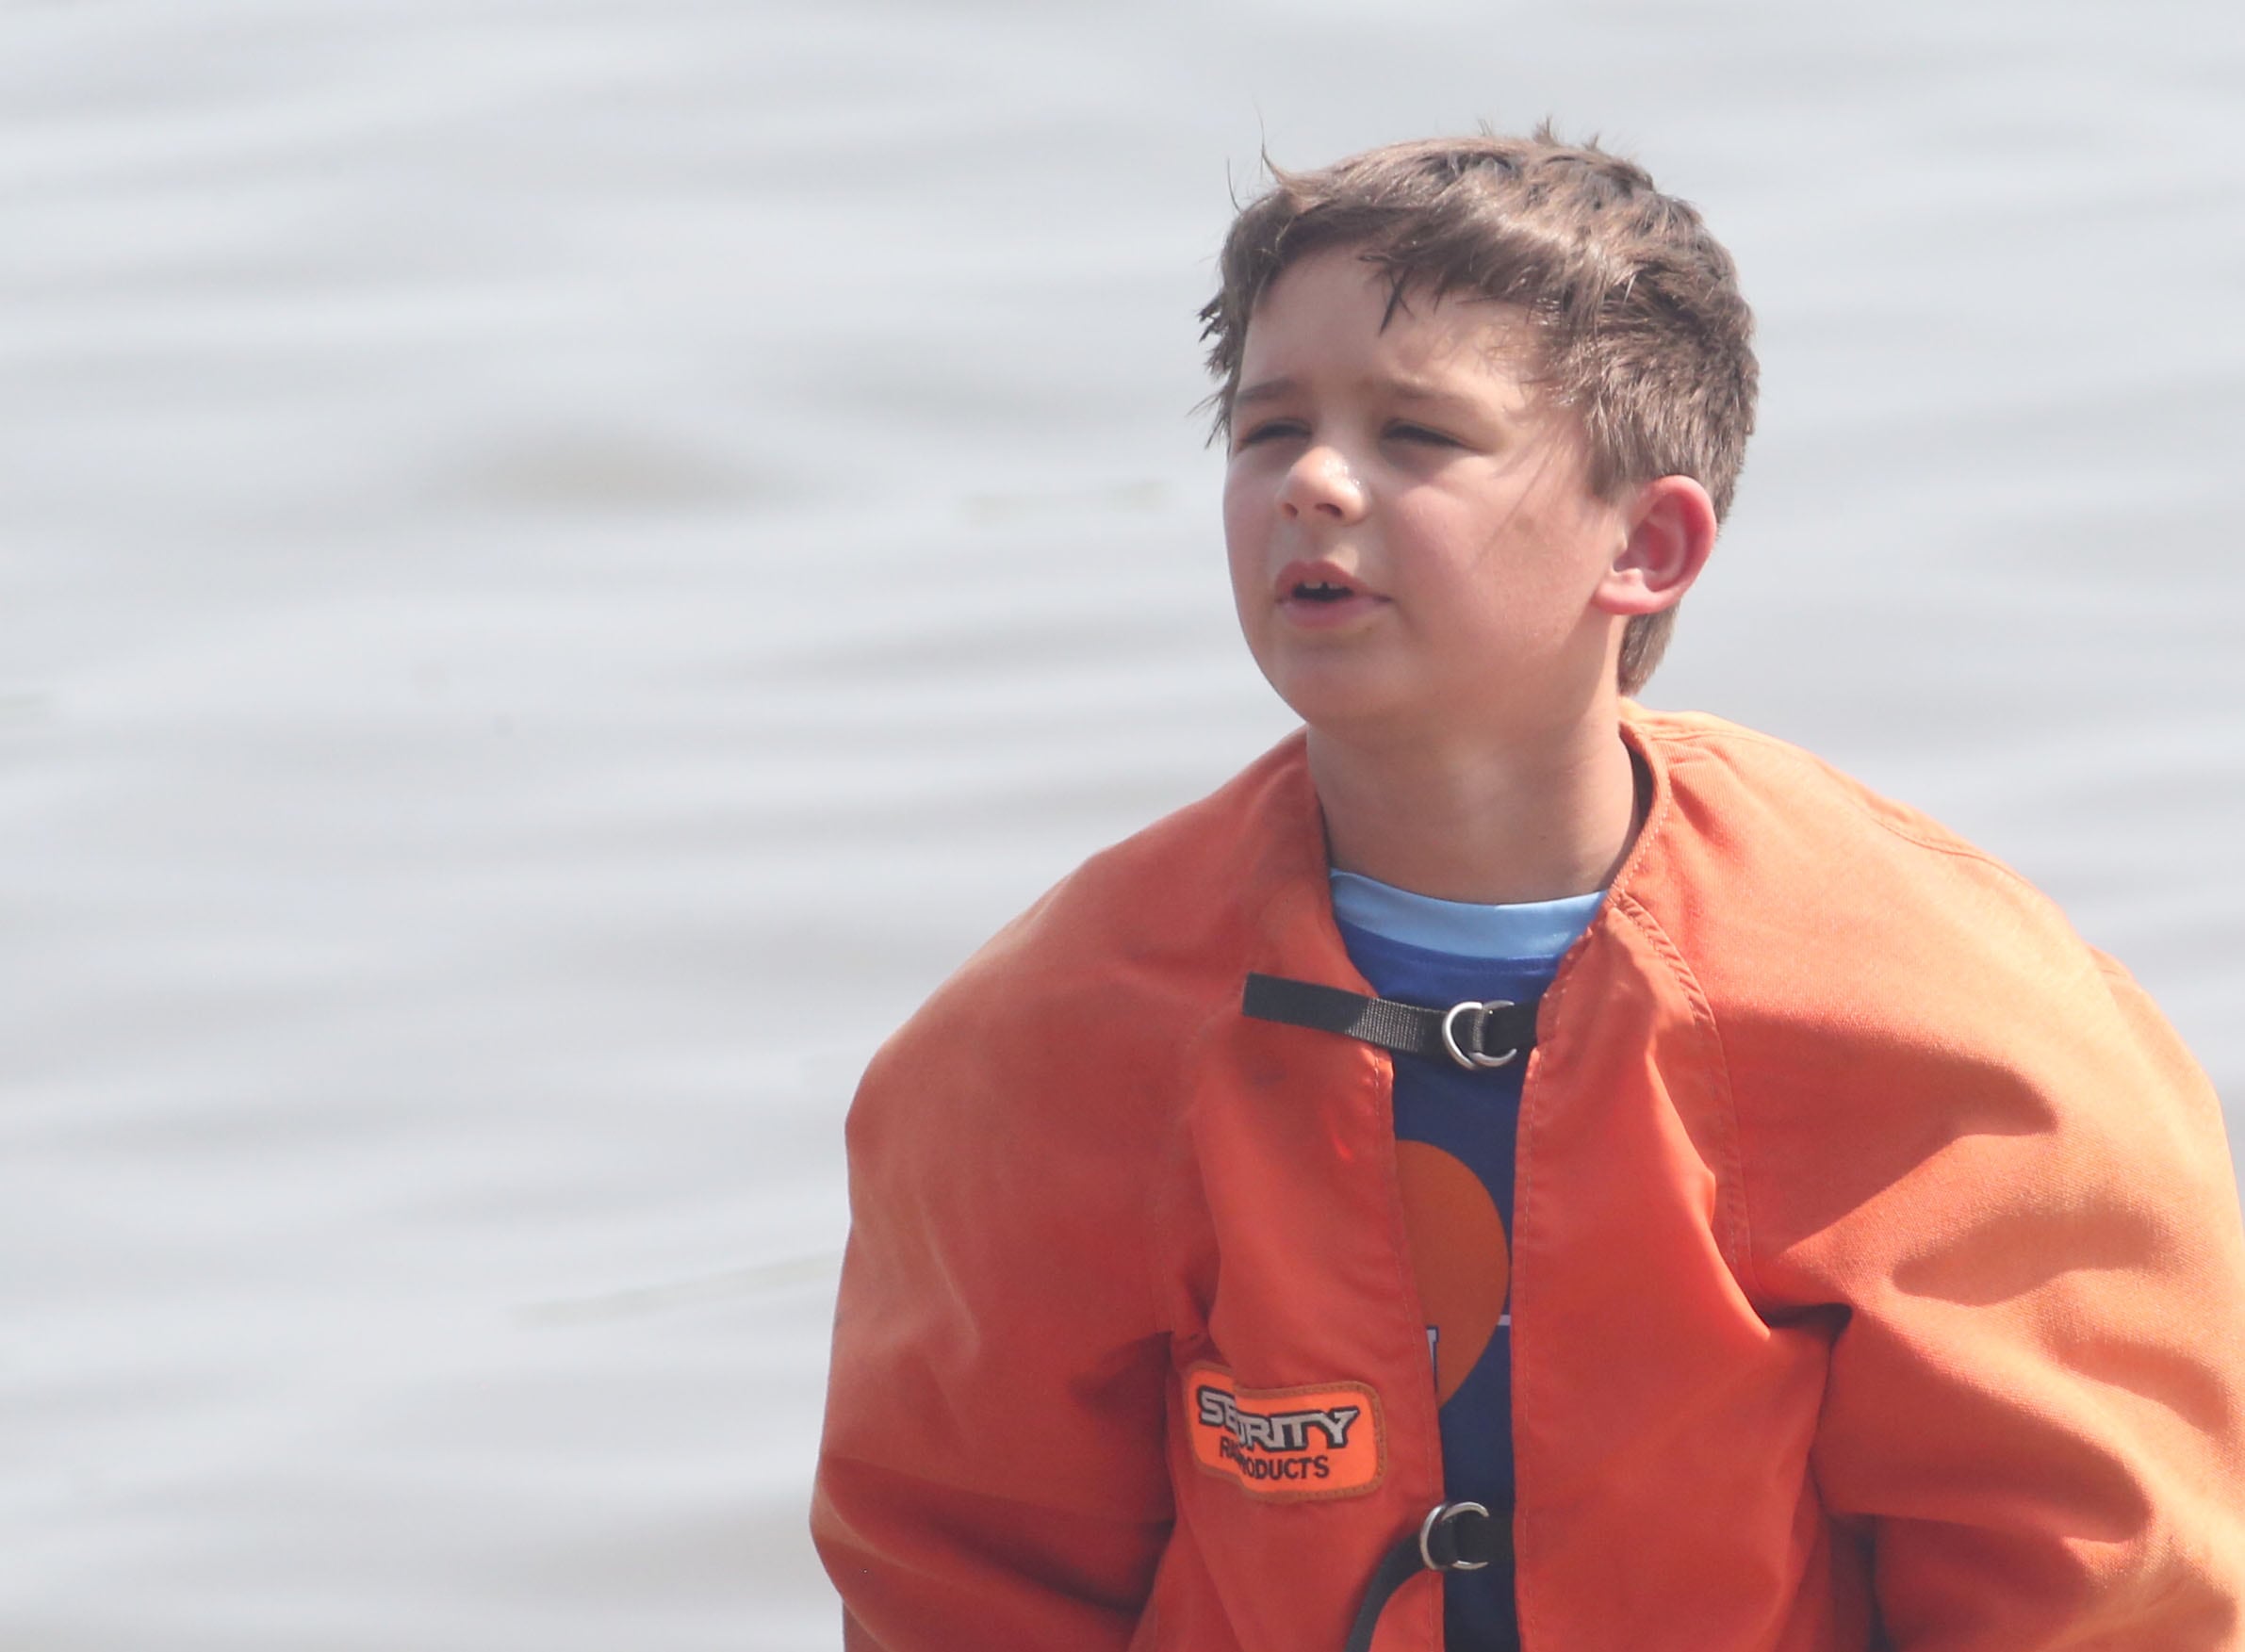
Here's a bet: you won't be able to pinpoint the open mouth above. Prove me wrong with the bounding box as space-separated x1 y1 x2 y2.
1273 561 1377 618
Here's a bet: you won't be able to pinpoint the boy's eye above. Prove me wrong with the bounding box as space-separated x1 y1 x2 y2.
1234 419 1306 450
1386 423 1456 447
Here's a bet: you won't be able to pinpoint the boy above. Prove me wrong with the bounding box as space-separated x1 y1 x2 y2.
810 131 2245 1650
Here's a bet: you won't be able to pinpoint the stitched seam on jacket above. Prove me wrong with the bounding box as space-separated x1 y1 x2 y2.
1154 1006 1212 1341
1510 705 1676 1644
1607 888 1762 1304
1513 930 1561 1638
1620 728 1762 1295
1652 725 2048 901
1860 812 2045 896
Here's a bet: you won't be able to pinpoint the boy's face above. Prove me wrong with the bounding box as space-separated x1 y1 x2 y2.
1222 249 1634 750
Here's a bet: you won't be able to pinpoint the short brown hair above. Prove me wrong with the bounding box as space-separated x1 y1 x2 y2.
1201 126 1758 695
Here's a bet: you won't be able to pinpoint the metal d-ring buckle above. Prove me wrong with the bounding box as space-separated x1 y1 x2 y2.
1418 1501 1493 1572
1439 1000 1518 1071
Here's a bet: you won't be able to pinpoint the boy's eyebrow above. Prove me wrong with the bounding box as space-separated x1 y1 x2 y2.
1233 376 1301 407
1233 375 1490 417
1385 381 1487 417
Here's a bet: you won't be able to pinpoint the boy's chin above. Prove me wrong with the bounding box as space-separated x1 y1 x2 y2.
1280 681 1606 755
1257 653 1413 723
1260 677 1394 739
1280 693 1449 750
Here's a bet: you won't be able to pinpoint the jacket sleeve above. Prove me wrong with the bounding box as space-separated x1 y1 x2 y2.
1804 958 2245 1649
809 958 1178 1649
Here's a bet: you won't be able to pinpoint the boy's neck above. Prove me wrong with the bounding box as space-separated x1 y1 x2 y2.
1306 713 1641 908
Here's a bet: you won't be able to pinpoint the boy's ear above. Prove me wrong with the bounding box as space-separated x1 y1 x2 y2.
1593 475 1718 617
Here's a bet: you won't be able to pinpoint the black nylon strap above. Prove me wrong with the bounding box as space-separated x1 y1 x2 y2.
1343 1536 1427 1652
1242 973 1538 1071
1343 1502 1516 1652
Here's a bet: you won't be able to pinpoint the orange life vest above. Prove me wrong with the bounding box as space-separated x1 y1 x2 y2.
812 708 2245 1650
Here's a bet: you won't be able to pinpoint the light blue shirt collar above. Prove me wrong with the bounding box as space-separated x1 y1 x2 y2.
1329 870 1604 960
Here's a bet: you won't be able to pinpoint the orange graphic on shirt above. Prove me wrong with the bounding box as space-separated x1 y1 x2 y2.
1394 1140 1510 1405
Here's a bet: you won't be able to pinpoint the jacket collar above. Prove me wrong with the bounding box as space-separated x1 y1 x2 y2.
1239 709 1677 980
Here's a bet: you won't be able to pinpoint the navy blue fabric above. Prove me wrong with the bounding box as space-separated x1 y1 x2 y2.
1332 884 1596 1652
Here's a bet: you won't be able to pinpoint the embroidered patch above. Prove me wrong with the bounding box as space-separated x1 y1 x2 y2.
1185 1364 1385 1501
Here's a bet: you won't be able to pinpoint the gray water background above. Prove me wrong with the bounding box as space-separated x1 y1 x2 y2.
4 3 2240 1647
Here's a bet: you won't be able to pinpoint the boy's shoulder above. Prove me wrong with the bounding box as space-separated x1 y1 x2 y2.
1615 712 2231 1314
1616 705 2200 1123
863 732 1335 1111
1630 704 2006 855
1623 703 2062 923
971 730 1326 985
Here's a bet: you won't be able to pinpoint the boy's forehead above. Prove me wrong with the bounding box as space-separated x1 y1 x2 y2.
1239 251 1542 388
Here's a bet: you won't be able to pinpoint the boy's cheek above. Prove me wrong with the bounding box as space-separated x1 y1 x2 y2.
1220 471 1260 544
1221 515 1271 607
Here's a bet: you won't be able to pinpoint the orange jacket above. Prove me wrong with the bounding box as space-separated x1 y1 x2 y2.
812 709 2245 1650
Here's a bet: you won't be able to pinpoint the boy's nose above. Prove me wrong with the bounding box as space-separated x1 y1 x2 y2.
1277 446 1367 523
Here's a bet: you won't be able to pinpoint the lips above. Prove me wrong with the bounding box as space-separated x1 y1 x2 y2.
1273 560 1385 629
1275 561 1376 603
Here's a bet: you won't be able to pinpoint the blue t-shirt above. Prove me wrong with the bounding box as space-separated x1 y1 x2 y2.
1330 871 1602 1651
